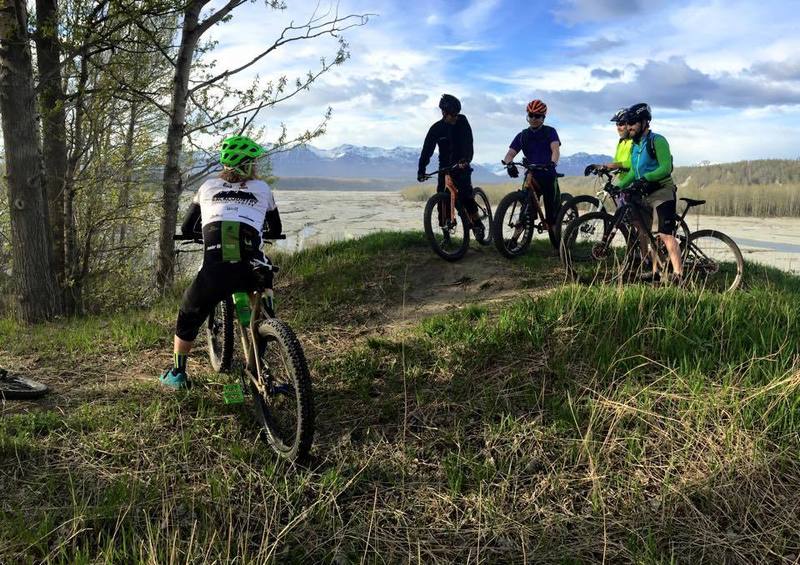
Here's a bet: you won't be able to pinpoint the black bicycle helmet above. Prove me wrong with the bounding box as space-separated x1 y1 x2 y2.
610 108 630 123
439 94 461 115
628 102 652 122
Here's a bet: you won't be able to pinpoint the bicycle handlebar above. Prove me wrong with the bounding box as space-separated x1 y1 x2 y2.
172 233 287 243
421 162 470 180
505 161 565 178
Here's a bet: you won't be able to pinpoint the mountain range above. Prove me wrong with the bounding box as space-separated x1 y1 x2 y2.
267 143 612 187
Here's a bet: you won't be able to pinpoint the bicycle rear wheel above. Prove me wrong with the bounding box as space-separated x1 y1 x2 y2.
472 187 493 245
250 318 314 463
553 192 577 244
423 192 470 261
206 296 234 372
561 211 634 284
492 191 534 258
683 230 744 292
0 369 48 400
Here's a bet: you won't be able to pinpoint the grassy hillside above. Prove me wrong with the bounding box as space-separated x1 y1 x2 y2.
2 232 799 563
403 159 800 217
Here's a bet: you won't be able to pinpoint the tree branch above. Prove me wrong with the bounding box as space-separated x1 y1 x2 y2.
189 13 369 95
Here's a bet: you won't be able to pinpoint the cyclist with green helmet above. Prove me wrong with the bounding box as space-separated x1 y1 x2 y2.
159 135 283 389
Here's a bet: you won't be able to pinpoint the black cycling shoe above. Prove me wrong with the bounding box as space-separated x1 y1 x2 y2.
669 273 685 287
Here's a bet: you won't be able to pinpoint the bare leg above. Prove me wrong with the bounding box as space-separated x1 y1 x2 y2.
659 234 683 275
173 335 193 355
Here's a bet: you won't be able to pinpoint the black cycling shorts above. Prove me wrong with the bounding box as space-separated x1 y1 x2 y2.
653 199 677 234
175 261 261 342
644 187 677 234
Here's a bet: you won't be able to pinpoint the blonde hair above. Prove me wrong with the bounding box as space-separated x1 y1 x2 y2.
220 162 257 183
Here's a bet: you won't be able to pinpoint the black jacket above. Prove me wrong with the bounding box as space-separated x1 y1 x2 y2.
417 114 474 175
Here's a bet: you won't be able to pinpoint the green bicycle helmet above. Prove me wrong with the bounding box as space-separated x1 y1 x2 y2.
220 135 265 173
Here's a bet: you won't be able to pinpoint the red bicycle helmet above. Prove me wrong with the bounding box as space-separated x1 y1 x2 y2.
526 99 547 115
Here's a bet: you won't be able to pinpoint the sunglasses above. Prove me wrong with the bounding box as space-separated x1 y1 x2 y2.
527 113 545 119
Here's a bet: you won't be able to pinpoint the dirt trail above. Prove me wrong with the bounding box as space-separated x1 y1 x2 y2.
386 246 551 326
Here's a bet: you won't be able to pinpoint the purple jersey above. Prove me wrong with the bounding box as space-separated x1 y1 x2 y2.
510 125 560 165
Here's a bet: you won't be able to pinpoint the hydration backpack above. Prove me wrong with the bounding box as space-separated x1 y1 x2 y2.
646 132 674 175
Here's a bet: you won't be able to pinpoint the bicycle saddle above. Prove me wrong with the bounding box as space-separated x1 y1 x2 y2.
680 198 705 207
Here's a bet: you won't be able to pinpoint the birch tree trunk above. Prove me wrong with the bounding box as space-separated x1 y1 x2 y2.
0 0 63 322
154 0 204 291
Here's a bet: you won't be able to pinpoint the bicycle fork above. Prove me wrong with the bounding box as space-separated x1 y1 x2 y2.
437 174 459 228
240 292 270 398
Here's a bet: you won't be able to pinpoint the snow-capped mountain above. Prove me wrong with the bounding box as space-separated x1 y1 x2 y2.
268 143 611 182
478 152 614 178
268 143 499 181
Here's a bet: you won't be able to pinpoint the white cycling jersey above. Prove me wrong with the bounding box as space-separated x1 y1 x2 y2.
192 177 277 232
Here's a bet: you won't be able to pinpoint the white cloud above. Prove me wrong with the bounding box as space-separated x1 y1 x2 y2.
435 41 496 52
196 0 800 165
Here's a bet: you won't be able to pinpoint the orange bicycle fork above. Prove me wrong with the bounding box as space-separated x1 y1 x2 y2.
438 173 459 227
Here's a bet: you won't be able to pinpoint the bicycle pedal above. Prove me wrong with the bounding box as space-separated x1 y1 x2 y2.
222 383 245 404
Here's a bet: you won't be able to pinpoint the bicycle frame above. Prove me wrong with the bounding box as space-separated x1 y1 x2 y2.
424 164 469 228
240 291 271 397
508 162 562 233
521 172 549 229
602 194 692 272
172 232 281 396
441 173 458 226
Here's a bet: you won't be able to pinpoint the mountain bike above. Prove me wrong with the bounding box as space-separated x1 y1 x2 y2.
0 367 49 400
560 181 744 291
558 167 691 250
421 164 493 261
491 161 565 258
174 234 314 463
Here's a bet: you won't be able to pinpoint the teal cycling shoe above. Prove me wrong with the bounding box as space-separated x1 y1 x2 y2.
159 368 192 390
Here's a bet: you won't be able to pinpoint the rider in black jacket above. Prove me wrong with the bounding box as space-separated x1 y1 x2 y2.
417 94 484 237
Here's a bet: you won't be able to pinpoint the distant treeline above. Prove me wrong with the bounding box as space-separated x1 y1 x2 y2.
674 159 800 186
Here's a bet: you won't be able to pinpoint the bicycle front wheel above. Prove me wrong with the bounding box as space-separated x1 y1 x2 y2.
492 191 534 258
556 194 601 234
561 211 634 284
250 318 314 463
552 192 576 244
206 296 234 372
423 192 470 261
683 229 744 292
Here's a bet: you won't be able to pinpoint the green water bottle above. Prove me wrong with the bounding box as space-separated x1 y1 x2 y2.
232 292 251 325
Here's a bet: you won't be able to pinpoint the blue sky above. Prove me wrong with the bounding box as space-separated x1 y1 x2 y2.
209 0 800 165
